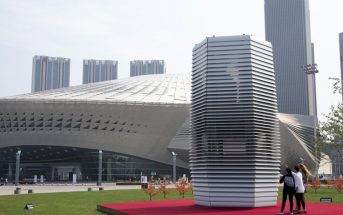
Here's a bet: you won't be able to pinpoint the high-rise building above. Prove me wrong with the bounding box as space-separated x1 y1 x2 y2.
130 60 165 77
339 33 343 101
32 56 70 92
191 35 280 207
83 60 118 84
265 0 317 116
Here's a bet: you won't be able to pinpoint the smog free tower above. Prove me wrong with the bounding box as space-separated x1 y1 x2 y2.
191 35 280 207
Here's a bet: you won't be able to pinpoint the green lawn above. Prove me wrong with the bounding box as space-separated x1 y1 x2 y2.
0 189 193 215
279 186 343 204
0 187 342 215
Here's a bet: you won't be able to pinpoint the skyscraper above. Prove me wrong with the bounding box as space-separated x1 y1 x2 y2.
191 35 279 207
83 60 118 84
130 60 165 77
32 56 70 92
339 33 343 101
265 0 317 116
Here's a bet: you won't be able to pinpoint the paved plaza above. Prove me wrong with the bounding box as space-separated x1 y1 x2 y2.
0 183 141 196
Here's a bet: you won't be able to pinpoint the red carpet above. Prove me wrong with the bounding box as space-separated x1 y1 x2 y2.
97 199 343 215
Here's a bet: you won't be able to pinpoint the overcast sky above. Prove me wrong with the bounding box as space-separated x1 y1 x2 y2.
0 0 342 121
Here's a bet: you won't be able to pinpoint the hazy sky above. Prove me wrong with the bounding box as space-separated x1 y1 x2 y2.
0 0 342 121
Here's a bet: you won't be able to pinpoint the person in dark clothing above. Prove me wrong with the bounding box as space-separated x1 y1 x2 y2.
279 168 296 215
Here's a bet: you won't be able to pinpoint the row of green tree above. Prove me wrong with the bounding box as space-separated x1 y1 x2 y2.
309 176 343 193
316 78 343 168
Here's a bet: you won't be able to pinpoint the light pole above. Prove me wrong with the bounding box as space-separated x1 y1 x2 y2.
15 150 21 186
171 152 177 184
303 63 318 119
97 150 103 186
303 64 319 173
303 64 319 74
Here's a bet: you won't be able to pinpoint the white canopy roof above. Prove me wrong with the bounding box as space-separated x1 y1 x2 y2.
0 73 191 105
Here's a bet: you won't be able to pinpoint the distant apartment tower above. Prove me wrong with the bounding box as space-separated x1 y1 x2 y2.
83 60 118 84
130 60 165 77
32 56 70 92
339 33 343 102
265 0 317 116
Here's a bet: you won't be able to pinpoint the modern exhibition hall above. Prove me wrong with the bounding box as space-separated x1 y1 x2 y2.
0 73 316 183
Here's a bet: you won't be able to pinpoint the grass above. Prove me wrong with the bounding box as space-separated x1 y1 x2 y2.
0 187 342 215
278 186 343 204
0 189 193 215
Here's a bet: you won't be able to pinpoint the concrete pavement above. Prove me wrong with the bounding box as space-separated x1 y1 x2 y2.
0 183 141 196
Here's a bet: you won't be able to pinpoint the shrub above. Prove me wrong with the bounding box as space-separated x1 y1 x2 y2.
310 177 321 193
142 177 160 200
158 178 173 199
334 177 343 194
176 177 191 198
326 177 333 189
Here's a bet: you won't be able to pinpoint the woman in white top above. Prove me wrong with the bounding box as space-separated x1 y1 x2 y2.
293 165 306 214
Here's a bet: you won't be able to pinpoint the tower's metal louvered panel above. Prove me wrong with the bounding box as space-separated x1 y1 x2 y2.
190 35 280 207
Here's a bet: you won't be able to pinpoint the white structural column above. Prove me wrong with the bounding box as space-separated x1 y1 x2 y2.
190 35 280 207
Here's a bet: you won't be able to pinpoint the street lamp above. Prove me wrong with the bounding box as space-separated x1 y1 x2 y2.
15 150 21 186
303 63 318 118
97 150 103 186
303 63 319 173
171 152 177 184
303 63 319 119
303 64 319 75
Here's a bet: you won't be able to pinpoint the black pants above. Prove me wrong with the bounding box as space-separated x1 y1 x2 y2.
281 189 295 212
295 193 306 211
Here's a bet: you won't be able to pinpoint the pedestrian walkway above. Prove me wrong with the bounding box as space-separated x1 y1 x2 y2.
0 183 141 196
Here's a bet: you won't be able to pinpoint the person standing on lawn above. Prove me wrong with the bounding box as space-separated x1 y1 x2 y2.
294 165 306 214
279 168 296 215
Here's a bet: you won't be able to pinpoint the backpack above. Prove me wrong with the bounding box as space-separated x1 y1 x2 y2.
283 175 295 190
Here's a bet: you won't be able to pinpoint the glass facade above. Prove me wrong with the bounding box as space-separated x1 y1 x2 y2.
31 56 70 92
47 61 53 90
83 64 89 84
265 0 316 115
82 60 118 84
95 64 100 82
63 61 70 87
0 145 189 183
111 64 117 80
34 60 42 92
130 60 165 77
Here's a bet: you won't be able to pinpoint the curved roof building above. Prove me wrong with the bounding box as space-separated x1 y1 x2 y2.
278 113 317 172
0 73 317 182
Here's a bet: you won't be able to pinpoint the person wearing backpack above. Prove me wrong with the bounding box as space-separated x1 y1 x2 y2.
279 168 296 215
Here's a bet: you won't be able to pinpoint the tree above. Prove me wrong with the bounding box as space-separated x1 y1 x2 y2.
176 177 191 198
334 177 343 194
142 176 160 200
158 178 173 199
316 78 343 174
310 177 321 193
317 103 343 154
327 177 333 189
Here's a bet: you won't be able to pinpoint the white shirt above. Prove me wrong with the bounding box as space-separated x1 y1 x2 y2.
293 172 305 193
